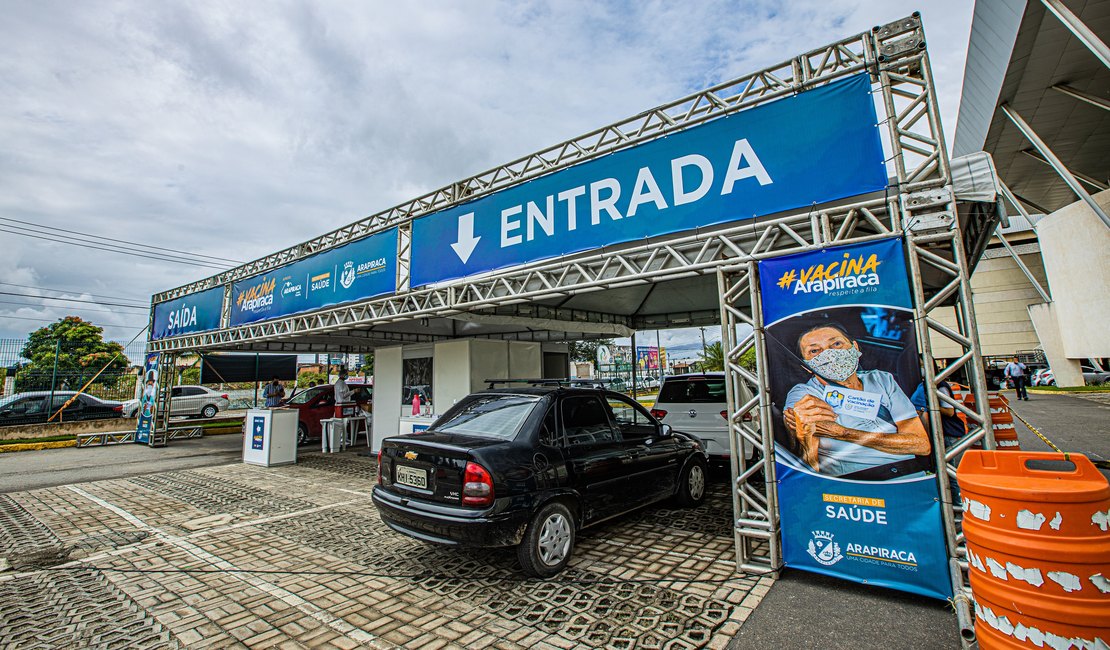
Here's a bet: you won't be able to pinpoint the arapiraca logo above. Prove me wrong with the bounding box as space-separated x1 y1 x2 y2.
807 530 843 566
340 261 355 289
776 252 882 295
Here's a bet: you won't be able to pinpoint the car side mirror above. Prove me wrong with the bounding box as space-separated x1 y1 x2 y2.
660 423 673 437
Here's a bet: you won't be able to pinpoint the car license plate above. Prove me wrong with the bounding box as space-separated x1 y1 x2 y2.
395 465 427 489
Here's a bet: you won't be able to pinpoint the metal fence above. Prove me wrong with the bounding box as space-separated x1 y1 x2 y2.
0 338 148 401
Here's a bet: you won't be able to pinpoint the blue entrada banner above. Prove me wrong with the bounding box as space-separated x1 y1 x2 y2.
758 237 951 600
230 228 398 327
151 286 224 340
411 73 887 287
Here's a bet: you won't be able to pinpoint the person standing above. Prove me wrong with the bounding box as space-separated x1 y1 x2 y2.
334 368 352 404
263 377 286 408
1004 357 1029 401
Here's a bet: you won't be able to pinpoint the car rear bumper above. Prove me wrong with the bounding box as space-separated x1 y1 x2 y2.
372 486 530 547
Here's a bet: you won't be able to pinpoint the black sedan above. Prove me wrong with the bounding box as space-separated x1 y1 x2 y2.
0 391 125 426
372 386 709 577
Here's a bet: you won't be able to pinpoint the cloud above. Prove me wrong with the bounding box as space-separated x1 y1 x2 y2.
0 0 973 343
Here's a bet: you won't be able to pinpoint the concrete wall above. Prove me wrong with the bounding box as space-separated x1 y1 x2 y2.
1035 189 1110 358
0 416 134 441
508 342 541 379
1028 303 1085 387
929 248 1049 358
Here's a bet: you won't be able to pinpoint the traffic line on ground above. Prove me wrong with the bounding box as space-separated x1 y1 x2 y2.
1008 407 1063 453
64 485 387 649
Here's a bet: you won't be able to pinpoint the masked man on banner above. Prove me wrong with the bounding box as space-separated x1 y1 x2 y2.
782 323 931 480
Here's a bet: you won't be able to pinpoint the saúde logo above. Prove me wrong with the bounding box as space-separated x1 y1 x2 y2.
237 278 276 313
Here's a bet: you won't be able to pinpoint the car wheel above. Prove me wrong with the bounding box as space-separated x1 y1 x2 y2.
297 423 309 446
517 501 575 578
201 405 217 419
675 457 708 507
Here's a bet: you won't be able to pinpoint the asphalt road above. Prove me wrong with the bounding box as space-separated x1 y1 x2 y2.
730 390 1109 650
0 433 243 493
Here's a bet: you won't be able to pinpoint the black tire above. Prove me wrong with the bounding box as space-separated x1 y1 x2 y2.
201 404 218 419
517 502 575 578
297 423 309 446
675 457 708 507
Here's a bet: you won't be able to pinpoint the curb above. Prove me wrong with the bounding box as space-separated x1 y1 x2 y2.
0 440 77 453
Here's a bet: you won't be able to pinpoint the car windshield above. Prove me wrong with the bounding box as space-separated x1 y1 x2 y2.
286 386 328 405
434 395 540 439
658 377 727 403
0 395 23 409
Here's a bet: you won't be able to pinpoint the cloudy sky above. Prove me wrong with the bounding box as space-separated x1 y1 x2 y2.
0 0 974 350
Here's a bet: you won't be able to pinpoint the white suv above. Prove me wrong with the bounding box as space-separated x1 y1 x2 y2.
651 373 754 465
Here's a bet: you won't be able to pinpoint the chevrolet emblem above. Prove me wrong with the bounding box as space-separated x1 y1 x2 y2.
404 451 418 461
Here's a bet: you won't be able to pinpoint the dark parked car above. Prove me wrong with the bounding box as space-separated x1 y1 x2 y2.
280 382 372 444
372 387 708 577
0 391 125 426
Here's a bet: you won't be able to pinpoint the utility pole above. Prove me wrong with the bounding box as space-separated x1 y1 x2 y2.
700 327 707 371
48 339 60 419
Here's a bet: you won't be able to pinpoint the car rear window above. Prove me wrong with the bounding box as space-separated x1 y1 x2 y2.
657 377 726 403
435 395 540 439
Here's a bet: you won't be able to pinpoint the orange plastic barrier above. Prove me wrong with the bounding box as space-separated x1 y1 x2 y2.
958 451 1110 649
964 392 1021 450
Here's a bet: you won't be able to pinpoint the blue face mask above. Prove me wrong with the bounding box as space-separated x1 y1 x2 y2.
804 347 862 383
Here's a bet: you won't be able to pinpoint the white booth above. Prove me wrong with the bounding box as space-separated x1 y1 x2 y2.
242 408 298 467
370 339 563 452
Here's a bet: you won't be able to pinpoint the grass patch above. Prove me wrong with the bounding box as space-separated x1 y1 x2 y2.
0 440 77 453
1029 385 1110 393
0 434 77 446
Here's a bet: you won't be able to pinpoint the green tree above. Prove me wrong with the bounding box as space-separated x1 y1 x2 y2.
739 348 757 372
568 339 614 365
18 317 127 380
699 341 724 371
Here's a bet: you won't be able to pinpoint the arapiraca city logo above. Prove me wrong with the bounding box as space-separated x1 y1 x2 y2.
340 261 356 289
807 530 843 566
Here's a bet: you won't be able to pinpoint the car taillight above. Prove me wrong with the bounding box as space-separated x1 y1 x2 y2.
377 449 384 485
462 461 494 507
220 394 229 400
650 409 667 419
719 410 728 420
113 405 124 413
742 411 754 422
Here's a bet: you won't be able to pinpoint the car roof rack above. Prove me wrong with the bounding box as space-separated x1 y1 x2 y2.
484 378 612 389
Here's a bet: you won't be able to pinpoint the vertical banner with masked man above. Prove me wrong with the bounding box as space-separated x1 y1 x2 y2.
758 237 950 599
135 352 160 444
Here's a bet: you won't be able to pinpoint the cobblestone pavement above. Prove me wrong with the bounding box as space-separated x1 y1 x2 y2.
0 451 771 649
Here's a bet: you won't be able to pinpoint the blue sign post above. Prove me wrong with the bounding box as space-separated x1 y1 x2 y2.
231 228 398 327
412 73 887 287
135 352 160 444
758 237 951 600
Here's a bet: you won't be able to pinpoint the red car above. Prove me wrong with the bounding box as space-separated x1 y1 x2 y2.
280 383 372 445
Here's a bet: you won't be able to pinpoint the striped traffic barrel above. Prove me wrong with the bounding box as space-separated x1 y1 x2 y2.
964 392 1021 450
958 450 1110 649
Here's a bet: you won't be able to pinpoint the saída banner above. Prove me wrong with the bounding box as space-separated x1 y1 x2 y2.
758 236 951 600
135 352 160 444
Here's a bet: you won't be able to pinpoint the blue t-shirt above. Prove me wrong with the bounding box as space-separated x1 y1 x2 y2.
910 382 966 445
785 369 918 476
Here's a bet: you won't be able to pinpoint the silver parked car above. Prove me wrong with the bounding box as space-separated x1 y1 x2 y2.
651 373 756 466
123 385 230 419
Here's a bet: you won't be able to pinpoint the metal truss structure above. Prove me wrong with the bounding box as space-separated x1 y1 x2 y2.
144 12 992 643
715 15 992 644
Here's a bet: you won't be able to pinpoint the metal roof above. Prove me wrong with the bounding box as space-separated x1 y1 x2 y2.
953 0 1110 214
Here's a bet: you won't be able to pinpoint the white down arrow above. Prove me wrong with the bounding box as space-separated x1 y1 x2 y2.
451 212 481 264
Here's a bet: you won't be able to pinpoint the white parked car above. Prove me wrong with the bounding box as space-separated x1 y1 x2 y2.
123 385 230 419
1032 365 1110 386
651 372 756 465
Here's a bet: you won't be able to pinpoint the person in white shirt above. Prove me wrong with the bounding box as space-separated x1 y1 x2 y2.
1003 357 1029 401
334 369 352 404
783 323 931 480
